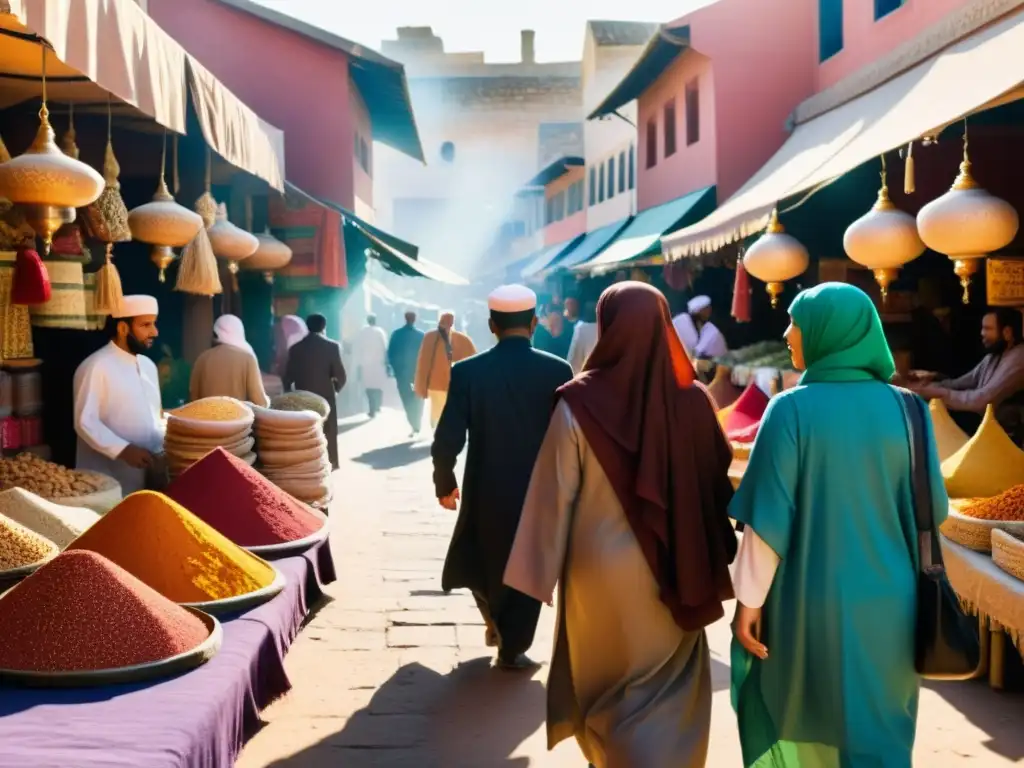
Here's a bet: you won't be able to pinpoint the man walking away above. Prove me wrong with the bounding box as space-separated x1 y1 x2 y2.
353 314 389 418
414 311 476 429
432 284 573 669
284 314 346 470
388 311 426 436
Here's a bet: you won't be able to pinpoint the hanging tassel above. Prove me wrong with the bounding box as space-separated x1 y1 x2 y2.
195 147 217 228
60 102 80 159
94 243 124 315
11 247 52 305
175 226 222 295
904 141 916 195
731 256 752 323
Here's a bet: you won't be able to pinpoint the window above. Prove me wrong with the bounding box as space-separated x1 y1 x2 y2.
874 0 903 19
361 137 371 175
628 145 636 189
607 157 616 199
645 119 657 169
618 151 626 193
567 180 582 215
819 0 844 61
439 141 455 163
573 180 585 213
589 166 597 206
598 164 606 203
554 191 566 222
685 80 700 146
664 100 677 157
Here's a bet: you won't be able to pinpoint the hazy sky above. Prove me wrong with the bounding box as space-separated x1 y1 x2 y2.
252 0 695 62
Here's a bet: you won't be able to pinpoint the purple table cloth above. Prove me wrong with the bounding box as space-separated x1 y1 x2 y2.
0 539 336 768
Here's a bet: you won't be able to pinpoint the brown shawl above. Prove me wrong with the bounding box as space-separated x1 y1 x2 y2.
557 282 737 631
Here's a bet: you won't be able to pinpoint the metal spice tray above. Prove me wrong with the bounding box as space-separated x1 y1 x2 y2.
0 607 223 688
244 515 330 560
181 564 287 616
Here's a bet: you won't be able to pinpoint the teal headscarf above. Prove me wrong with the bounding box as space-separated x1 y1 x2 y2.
788 282 896 384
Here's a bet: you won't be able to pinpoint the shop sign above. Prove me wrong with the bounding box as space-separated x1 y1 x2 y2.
986 258 1024 306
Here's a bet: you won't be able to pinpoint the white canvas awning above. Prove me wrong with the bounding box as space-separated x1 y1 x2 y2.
662 6 1024 259
0 0 285 190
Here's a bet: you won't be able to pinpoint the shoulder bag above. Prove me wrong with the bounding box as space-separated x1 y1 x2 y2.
894 387 982 680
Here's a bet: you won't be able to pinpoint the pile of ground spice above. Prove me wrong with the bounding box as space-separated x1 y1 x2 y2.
0 488 99 549
0 550 209 672
167 448 325 546
0 512 58 569
67 491 276 603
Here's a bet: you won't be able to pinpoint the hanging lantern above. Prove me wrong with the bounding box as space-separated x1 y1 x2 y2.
0 53 102 255
208 202 258 277
240 228 292 283
60 104 80 159
843 155 924 304
917 126 1019 304
742 208 809 308
127 133 203 283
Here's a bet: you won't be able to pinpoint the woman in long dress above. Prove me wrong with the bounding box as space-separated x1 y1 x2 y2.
505 281 737 768
730 283 948 767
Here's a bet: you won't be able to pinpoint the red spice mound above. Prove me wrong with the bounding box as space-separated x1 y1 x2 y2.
722 383 770 435
167 447 324 546
0 550 209 672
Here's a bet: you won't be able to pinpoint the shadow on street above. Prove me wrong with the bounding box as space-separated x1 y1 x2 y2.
352 442 432 470
264 660 544 768
926 673 1024 762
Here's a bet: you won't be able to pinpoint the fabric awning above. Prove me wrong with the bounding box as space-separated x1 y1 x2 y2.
580 186 716 275
0 0 285 190
519 237 584 280
539 219 632 277
661 7 1024 259
345 216 467 285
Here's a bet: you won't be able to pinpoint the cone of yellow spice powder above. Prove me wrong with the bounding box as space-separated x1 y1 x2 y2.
67 491 278 604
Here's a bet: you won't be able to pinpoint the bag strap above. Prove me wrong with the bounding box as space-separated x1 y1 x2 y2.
892 387 945 577
424 334 442 392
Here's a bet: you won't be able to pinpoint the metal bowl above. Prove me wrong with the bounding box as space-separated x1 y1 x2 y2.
0 552 57 590
180 564 286 616
0 607 223 688
244 516 330 560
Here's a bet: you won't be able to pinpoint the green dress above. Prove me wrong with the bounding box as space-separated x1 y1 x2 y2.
729 283 949 768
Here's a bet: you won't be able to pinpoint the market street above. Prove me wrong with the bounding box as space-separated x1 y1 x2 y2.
237 405 1024 768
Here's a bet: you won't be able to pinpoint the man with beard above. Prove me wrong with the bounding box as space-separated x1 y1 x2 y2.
73 295 165 494
432 284 573 669
914 307 1024 445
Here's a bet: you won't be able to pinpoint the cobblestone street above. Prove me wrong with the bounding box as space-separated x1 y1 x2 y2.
238 406 1024 768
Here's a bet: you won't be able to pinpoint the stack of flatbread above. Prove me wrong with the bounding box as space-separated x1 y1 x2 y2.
164 397 256 480
252 406 331 506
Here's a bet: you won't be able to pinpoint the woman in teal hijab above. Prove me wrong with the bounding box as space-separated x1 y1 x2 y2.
729 283 948 768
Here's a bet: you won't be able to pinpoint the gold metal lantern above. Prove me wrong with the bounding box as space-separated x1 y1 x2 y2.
240 228 292 283
208 202 258 276
742 208 809 308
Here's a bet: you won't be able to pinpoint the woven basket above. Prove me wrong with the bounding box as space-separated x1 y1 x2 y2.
264 456 330 477
258 444 326 467
257 434 326 452
992 529 1024 582
167 436 255 462
28 260 87 330
940 506 1024 552
252 406 321 428
164 429 252 453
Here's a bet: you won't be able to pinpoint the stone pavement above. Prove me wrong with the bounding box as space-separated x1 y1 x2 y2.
238 406 1024 768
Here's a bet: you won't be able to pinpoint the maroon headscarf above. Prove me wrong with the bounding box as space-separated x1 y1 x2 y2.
557 281 737 631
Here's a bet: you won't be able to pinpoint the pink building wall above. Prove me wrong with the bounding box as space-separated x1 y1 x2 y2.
543 167 586 245
350 87 374 221
147 0 358 208
817 0 971 90
636 0 818 211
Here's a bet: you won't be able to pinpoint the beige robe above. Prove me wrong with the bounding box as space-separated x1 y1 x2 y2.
189 343 269 407
413 329 476 399
505 400 712 768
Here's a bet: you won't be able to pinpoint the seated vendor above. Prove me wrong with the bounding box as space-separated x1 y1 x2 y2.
914 307 1024 446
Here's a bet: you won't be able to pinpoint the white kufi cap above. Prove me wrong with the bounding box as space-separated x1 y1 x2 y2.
687 295 711 313
111 295 159 319
488 284 537 313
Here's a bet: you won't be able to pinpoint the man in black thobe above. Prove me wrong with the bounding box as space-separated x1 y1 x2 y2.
387 311 426 436
432 284 573 669
284 313 346 469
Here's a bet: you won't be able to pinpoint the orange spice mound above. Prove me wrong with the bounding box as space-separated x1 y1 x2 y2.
0 551 209 672
958 485 1024 522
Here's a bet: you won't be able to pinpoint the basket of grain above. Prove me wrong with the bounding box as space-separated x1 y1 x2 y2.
0 513 59 588
941 488 1024 552
252 405 321 428
992 529 1024 582
0 454 121 514
270 391 330 421
167 397 254 438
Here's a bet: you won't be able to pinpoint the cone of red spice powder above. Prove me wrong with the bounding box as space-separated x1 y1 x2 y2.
166 447 325 547
0 550 210 672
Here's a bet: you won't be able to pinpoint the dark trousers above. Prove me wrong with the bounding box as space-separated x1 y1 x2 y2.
324 407 339 470
473 587 541 660
366 388 383 417
396 378 423 432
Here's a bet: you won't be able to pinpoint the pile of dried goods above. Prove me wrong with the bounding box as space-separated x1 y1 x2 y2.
0 512 58 569
168 448 326 547
956 485 1024 521
68 490 276 603
943 405 1024 498
0 453 108 498
0 550 210 672
164 397 255 479
251 406 331 504
0 488 99 549
271 391 330 420
722 384 770 444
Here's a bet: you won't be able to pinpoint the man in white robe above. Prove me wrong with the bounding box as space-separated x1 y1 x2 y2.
73 295 165 494
687 295 728 359
353 314 389 418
